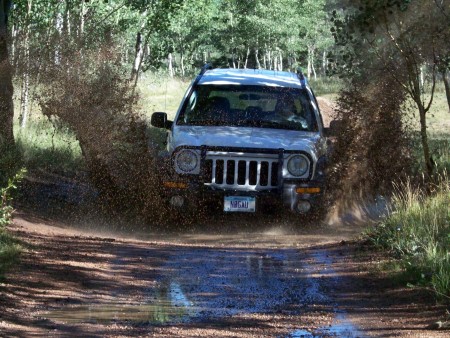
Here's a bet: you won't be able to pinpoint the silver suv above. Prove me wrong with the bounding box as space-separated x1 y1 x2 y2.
151 65 330 214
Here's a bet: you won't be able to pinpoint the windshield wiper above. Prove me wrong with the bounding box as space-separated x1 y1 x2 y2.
257 120 306 131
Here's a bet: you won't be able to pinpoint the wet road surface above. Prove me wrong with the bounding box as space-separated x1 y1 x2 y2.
3 216 448 337
42 231 365 337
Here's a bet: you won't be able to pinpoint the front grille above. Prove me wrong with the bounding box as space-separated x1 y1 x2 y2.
203 152 280 191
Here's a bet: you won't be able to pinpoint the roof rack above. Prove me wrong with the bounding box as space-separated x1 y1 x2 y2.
192 63 213 86
296 67 307 89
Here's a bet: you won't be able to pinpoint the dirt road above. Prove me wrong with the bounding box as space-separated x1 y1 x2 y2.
0 211 448 338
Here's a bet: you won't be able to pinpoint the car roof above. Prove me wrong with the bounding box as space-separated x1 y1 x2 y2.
198 68 305 88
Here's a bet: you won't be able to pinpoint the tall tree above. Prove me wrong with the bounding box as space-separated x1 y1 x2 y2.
331 0 450 178
0 0 14 148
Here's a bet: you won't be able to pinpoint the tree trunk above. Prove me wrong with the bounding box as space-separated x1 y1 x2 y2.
418 105 433 177
244 47 250 69
0 0 14 147
19 66 30 128
442 69 450 113
168 52 173 77
255 48 261 69
19 0 32 128
130 31 143 83
10 20 15 65
279 51 283 71
55 2 64 65
307 47 312 78
322 50 327 76
311 49 317 80
180 52 185 77
80 0 85 36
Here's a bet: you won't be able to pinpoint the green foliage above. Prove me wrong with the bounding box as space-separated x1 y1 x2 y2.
0 168 26 227
0 168 24 279
368 177 450 299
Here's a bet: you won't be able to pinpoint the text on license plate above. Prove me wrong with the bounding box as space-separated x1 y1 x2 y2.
224 196 256 212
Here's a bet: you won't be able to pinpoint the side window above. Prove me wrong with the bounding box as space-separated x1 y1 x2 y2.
183 90 198 123
310 90 323 130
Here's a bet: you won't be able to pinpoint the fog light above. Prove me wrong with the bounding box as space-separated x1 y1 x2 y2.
170 196 185 208
296 200 311 213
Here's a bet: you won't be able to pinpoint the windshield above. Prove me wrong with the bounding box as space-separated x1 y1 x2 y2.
176 85 318 132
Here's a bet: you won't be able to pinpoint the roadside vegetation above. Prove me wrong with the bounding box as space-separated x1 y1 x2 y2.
0 167 24 279
368 174 450 299
367 86 450 298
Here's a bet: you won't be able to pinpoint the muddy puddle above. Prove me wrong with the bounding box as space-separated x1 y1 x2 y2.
44 281 196 324
43 246 364 337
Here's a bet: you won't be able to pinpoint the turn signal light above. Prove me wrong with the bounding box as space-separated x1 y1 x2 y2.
163 181 188 189
296 187 321 194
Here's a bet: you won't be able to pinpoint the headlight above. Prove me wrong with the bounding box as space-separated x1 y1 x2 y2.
287 155 309 177
175 149 199 174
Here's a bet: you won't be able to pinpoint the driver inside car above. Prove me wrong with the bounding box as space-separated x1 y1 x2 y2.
271 96 308 129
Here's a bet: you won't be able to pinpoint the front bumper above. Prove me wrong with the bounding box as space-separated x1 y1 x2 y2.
161 177 325 213
158 146 327 213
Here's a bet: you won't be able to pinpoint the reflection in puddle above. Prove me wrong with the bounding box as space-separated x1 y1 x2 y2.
169 282 193 308
289 329 314 337
44 282 195 324
289 314 363 337
323 312 362 337
289 252 365 337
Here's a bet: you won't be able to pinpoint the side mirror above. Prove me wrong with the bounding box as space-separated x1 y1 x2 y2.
151 112 173 129
324 119 343 137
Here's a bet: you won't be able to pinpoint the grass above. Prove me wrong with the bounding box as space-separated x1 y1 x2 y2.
368 176 450 299
14 117 84 175
137 72 190 121
309 77 343 96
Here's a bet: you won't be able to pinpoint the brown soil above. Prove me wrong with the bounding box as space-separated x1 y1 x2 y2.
0 211 448 337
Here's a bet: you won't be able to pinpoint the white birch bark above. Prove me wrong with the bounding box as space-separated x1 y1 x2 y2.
279 51 283 71
168 52 173 77
130 32 143 82
55 4 63 65
244 47 250 69
80 0 85 36
19 0 32 128
255 48 261 69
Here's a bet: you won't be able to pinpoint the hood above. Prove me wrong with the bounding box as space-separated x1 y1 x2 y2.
172 126 322 155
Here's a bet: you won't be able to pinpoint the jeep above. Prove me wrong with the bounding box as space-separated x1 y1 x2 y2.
151 65 330 214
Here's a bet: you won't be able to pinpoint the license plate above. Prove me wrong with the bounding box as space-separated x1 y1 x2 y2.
224 196 256 212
